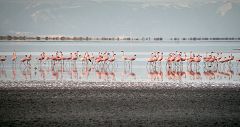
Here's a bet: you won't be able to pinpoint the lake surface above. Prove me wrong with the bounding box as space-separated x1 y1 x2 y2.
0 41 240 83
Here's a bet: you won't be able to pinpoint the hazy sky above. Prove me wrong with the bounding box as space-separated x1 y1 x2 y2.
0 0 240 37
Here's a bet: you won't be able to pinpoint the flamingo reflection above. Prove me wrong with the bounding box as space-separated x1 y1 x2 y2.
0 66 7 79
147 64 163 81
95 65 116 81
121 65 136 81
20 66 32 80
166 67 186 81
79 65 92 80
12 65 16 80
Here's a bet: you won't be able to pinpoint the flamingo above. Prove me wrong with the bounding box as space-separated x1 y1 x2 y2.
180 52 187 66
88 53 95 64
26 55 32 65
152 52 158 65
38 52 47 65
193 55 202 70
216 52 223 62
95 53 103 65
102 52 110 65
167 53 175 68
20 55 28 65
85 52 92 63
71 52 78 61
187 53 194 62
12 50 17 63
229 54 234 62
127 54 136 67
59 52 66 64
208 56 216 63
108 53 116 63
0 56 7 66
50 54 57 65
121 51 128 61
157 52 163 63
175 53 182 65
66 53 72 61
147 53 156 66
236 59 240 65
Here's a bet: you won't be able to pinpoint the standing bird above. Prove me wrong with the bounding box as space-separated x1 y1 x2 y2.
20 55 28 66
121 51 128 61
12 50 17 64
26 55 32 65
127 54 136 68
157 52 164 63
0 56 7 66
147 53 156 66
109 53 116 63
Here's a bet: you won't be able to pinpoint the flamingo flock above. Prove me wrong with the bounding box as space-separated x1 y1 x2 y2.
1 50 240 82
2 59 238 81
0 50 239 68
145 51 238 69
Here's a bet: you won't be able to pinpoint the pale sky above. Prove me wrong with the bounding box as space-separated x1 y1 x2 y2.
0 0 240 37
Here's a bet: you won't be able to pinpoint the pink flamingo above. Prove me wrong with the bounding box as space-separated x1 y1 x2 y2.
0 56 7 66
127 54 136 67
108 53 116 67
38 52 46 65
194 55 202 63
26 55 32 65
66 53 72 60
147 53 156 66
59 52 66 64
102 52 110 65
187 53 194 63
219 57 227 63
20 55 28 65
152 52 158 65
12 50 17 63
208 56 216 63
216 52 223 62
157 52 163 63
175 53 182 66
228 54 234 63
166 53 175 67
181 52 187 62
203 52 211 62
180 52 187 67
71 52 78 62
88 53 94 64
50 54 57 65
121 51 128 61
236 59 240 65
85 52 92 63
95 53 103 65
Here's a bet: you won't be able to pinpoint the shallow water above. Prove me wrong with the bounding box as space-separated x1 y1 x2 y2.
0 41 240 83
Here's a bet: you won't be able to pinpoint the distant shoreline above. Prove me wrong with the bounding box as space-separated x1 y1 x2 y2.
0 40 240 42
1 35 240 42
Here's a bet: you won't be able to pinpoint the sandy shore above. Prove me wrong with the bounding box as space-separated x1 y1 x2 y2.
0 81 240 126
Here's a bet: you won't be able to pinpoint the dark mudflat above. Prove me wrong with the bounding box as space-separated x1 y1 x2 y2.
0 82 240 127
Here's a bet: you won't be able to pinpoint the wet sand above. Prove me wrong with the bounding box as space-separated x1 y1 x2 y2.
0 81 240 126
